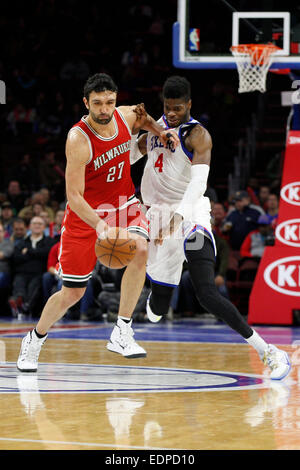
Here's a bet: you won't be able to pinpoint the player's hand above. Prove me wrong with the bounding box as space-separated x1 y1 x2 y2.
154 213 183 245
96 220 109 240
159 129 180 150
133 103 147 122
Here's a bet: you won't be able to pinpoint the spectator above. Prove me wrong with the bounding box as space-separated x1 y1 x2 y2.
39 209 62 240
246 177 260 206
121 38 150 96
60 54 90 81
240 215 274 260
0 222 14 290
39 188 51 207
42 241 62 303
258 185 270 211
7 154 38 193
10 218 27 247
5 180 26 213
6 103 37 137
9 216 54 317
18 191 55 222
211 202 228 240
39 149 65 199
0 202 15 238
52 210 64 237
221 190 261 250
265 193 279 227
32 202 44 217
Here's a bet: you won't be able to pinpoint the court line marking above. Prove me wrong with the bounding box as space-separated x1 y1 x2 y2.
0 437 179 450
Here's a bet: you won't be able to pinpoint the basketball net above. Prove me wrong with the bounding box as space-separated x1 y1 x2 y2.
230 43 281 93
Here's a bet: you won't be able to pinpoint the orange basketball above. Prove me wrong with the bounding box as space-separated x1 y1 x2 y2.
95 227 136 269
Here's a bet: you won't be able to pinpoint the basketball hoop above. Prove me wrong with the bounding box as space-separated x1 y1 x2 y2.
230 43 281 93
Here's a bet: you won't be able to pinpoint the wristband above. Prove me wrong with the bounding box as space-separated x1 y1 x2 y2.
176 164 210 219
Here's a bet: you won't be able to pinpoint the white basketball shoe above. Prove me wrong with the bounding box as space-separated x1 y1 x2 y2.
106 318 147 358
17 330 47 372
146 293 162 323
262 344 291 380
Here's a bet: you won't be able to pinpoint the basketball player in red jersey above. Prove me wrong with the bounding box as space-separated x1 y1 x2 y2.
17 73 179 371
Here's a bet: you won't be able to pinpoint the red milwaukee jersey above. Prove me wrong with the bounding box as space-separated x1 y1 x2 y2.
71 108 135 210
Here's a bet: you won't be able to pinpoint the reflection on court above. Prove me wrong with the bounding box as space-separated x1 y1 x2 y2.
0 318 300 450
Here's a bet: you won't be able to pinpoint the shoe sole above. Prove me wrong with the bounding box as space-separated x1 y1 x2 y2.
106 342 147 358
17 365 37 372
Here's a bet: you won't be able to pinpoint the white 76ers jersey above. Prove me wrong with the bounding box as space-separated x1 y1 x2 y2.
140 115 212 234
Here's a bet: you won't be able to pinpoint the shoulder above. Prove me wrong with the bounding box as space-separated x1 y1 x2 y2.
117 105 136 116
190 124 212 141
67 127 89 146
117 105 137 120
116 106 137 131
66 127 90 163
246 206 261 217
186 124 212 149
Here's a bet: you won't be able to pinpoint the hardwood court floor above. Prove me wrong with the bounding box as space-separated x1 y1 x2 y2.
0 317 300 451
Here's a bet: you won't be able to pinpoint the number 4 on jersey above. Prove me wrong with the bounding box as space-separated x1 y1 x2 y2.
155 153 163 173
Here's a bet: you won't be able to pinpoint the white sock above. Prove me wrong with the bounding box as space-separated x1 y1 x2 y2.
245 329 268 358
118 316 132 324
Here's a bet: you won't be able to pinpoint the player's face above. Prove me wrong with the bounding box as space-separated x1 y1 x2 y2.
163 98 191 128
84 90 117 125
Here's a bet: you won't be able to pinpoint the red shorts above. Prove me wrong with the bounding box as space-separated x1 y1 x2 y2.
57 200 149 287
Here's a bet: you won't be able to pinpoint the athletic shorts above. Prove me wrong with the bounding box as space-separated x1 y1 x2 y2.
57 201 149 287
146 221 216 287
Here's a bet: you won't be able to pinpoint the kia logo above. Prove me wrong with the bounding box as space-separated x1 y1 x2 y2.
275 219 300 247
288 136 300 144
280 182 300 206
264 256 300 296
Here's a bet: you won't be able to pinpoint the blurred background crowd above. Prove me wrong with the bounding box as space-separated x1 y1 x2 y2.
0 0 290 321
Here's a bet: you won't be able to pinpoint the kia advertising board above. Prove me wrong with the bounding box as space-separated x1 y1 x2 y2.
248 131 300 325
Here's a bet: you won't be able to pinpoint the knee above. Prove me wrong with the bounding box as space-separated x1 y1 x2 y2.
196 283 219 304
150 283 173 316
133 237 148 266
60 286 86 309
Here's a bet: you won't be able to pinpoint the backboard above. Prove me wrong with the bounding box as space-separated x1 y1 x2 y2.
173 0 300 69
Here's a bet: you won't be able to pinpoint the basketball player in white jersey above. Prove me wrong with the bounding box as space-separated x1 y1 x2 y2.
130 76 291 380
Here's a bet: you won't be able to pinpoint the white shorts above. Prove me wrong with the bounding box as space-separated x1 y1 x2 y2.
146 221 217 287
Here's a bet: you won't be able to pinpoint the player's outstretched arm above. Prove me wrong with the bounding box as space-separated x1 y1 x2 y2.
65 129 108 236
176 126 212 218
154 126 212 245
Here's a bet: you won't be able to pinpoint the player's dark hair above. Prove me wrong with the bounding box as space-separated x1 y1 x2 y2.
163 76 191 101
84 73 118 101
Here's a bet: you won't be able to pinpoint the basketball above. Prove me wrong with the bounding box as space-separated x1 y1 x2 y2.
95 227 136 269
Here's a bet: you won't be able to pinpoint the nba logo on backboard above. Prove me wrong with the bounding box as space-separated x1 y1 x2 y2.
189 28 200 51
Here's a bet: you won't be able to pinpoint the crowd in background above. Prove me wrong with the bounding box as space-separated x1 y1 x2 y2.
0 177 280 320
0 0 284 321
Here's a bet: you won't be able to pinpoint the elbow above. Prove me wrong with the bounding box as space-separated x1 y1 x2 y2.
67 190 83 212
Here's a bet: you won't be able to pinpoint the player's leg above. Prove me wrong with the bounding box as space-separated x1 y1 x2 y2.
106 234 148 358
145 236 184 323
17 285 87 372
118 234 148 319
17 226 96 372
106 203 149 358
185 231 291 380
146 281 174 323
